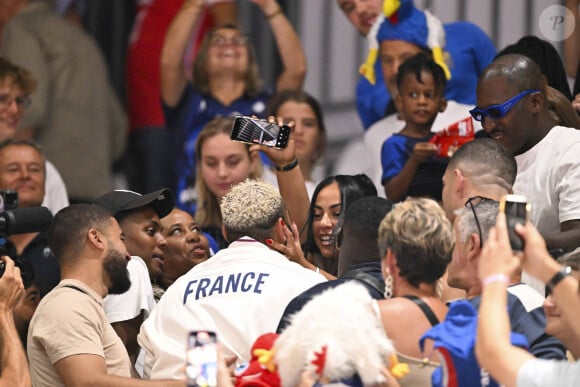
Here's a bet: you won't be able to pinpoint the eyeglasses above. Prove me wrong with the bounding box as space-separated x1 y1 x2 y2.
464 196 496 248
0 93 31 110
469 89 539 122
209 35 248 47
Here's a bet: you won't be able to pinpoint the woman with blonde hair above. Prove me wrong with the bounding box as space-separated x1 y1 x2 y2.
162 0 306 213
377 197 454 385
195 117 262 248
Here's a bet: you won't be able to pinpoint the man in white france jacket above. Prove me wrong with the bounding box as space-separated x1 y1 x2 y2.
138 179 326 379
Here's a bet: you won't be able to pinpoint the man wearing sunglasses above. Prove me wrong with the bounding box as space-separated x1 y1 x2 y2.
447 197 566 360
473 54 580 254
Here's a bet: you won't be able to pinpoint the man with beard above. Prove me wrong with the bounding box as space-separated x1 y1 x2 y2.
95 189 172 374
26 204 182 387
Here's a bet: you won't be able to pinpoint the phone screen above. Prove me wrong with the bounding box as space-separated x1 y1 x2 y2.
230 116 290 149
501 196 529 251
186 331 218 387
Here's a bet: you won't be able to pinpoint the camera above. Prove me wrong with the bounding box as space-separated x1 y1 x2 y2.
0 190 53 287
499 194 530 251
230 116 291 149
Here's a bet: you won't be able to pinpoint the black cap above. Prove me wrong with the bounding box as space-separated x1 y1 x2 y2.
94 189 174 219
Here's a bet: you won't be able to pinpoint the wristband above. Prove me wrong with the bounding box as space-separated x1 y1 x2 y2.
265 8 282 20
482 273 509 287
275 158 298 172
546 266 572 292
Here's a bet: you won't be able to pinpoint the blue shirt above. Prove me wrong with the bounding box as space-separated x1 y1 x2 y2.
380 133 447 201
469 292 566 360
357 22 496 129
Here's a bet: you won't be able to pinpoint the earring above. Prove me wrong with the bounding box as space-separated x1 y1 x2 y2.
384 273 393 299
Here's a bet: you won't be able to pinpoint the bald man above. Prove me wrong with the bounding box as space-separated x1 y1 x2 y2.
473 54 580 254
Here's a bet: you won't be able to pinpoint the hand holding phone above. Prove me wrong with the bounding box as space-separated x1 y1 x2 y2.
230 116 291 149
499 195 530 251
187 331 218 387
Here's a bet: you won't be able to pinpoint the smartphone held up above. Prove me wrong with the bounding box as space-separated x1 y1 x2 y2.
230 116 291 149
186 330 218 387
499 194 531 251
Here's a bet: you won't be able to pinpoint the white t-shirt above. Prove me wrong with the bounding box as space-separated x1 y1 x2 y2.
513 126 580 235
514 126 580 295
138 238 326 380
104 255 155 376
364 101 478 196
518 358 580 387
507 283 544 309
104 255 155 323
42 161 69 215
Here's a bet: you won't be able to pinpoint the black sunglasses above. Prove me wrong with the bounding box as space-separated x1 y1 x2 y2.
464 196 496 248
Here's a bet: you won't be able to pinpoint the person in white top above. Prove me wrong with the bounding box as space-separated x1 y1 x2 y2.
473 54 580 254
95 188 173 373
27 204 182 387
138 180 326 380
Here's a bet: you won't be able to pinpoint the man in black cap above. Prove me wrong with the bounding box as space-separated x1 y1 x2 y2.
95 188 173 374
27 204 182 387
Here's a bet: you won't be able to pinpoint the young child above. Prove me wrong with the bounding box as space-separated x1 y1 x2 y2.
381 53 448 202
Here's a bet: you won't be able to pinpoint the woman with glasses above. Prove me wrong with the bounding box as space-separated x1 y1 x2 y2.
161 0 306 215
0 57 69 215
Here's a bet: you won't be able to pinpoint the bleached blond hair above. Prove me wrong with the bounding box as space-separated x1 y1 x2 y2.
221 179 284 242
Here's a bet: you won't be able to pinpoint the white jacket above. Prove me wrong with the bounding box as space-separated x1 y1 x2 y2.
138 238 326 380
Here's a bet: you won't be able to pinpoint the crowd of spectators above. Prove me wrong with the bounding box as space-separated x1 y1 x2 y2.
1 0 580 386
